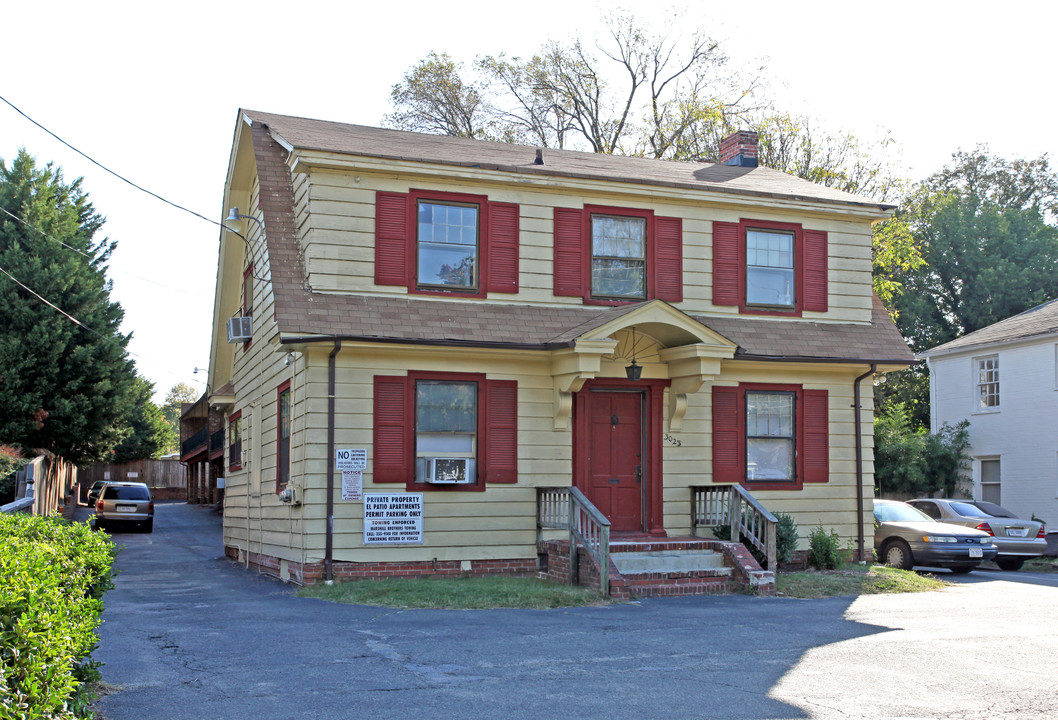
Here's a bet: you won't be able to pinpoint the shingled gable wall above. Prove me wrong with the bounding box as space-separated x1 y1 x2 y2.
215 111 911 587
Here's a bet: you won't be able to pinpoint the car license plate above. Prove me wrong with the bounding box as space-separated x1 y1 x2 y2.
969 547 983 558
1008 528 1028 537
116 505 136 513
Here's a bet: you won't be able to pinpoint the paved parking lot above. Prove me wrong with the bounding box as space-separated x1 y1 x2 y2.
90 503 1058 719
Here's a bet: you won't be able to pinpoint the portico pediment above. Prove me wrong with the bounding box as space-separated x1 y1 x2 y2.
550 301 736 429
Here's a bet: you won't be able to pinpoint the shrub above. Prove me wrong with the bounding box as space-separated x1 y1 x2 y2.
775 512 798 565
0 445 27 503
808 525 843 570
0 513 115 719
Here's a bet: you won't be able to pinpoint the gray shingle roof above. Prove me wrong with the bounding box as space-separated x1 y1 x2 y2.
923 299 1058 356
243 109 895 212
247 115 912 365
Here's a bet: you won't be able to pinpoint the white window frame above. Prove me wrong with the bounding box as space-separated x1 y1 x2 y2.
973 354 1000 412
977 456 1001 505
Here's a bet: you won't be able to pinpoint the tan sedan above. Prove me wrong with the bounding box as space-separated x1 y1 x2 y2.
907 498 1045 571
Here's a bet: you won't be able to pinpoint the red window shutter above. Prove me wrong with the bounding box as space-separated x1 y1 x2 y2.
484 380 518 483
712 386 744 484
375 192 409 287
655 216 683 303
553 207 584 297
803 389 829 483
802 229 828 312
487 202 520 293
373 376 410 483
712 221 741 306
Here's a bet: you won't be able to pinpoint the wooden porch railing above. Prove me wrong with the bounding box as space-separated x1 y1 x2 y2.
691 484 777 570
537 487 611 595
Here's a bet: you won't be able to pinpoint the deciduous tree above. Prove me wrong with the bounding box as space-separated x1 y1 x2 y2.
890 148 1058 353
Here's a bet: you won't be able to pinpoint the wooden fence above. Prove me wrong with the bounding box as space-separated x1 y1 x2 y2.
79 458 186 501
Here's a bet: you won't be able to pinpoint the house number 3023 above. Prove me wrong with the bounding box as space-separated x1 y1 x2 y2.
664 434 682 447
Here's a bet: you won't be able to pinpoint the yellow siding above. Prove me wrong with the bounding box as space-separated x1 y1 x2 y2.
295 168 877 324
217 130 883 568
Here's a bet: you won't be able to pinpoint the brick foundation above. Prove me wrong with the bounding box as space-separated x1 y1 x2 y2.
225 545 537 585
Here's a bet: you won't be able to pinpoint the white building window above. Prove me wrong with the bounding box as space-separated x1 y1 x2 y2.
975 355 1000 410
980 458 1001 504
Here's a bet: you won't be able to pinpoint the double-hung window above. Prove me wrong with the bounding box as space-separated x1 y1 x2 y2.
712 219 828 316
745 391 795 481
745 229 794 308
373 373 518 490
375 190 519 296
414 379 477 484
975 355 999 410
712 383 829 490
591 214 647 300
276 382 291 492
417 201 479 291
553 205 683 304
228 411 243 471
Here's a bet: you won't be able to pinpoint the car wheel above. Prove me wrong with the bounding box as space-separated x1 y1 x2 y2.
948 565 976 575
996 557 1025 571
882 539 914 570
143 519 153 533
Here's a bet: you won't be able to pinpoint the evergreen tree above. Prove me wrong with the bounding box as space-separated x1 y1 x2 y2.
111 376 171 462
0 149 137 463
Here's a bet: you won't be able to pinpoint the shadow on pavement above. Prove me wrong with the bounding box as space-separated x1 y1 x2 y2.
93 502 895 720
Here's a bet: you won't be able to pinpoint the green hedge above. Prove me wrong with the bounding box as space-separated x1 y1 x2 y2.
0 513 115 719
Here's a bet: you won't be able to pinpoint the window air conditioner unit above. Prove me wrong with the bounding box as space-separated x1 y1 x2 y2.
227 316 253 343
423 457 474 484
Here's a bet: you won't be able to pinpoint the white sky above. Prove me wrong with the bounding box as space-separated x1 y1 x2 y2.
2 0 1055 402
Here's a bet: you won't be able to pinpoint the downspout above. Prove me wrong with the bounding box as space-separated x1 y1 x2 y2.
853 363 877 562
325 341 341 584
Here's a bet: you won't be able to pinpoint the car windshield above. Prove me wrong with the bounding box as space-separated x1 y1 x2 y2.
102 486 150 501
950 501 992 518
874 502 934 523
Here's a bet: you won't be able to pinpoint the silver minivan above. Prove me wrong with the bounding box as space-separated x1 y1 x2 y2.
94 481 154 533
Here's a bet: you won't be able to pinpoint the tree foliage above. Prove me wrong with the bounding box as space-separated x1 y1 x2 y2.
387 11 759 157
0 150 138 464
385 12 914 307
874 403 971 497
159 382 199 454
110 376 170 462
889 147 1058 353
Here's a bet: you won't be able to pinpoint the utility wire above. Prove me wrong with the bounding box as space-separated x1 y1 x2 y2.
0 96 268 282
0 94 223 230
0 95 265 389
0 205 205 297
0 261 205 390
0 262 127 347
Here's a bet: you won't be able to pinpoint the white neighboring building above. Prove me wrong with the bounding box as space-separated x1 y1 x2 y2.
922 299 1058 525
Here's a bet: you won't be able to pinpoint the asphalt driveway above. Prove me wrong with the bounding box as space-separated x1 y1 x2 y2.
89 502 1058 719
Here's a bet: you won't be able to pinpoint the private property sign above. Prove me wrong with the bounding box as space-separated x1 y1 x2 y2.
363 493 423 545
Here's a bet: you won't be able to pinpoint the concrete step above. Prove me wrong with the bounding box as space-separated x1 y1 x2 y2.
611 549 726 575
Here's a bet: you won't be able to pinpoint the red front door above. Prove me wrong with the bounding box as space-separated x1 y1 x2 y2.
581 390 645 532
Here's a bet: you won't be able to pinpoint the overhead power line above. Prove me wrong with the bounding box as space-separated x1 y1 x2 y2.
0 94 223 229
0 205 203 297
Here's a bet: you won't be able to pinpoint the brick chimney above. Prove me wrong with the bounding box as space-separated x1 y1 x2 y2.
718 130 759 167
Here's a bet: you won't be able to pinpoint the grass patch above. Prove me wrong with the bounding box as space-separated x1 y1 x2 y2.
296 575 612 609
776 564 949 599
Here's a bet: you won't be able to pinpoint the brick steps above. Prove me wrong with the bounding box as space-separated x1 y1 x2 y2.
538 536 776 598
